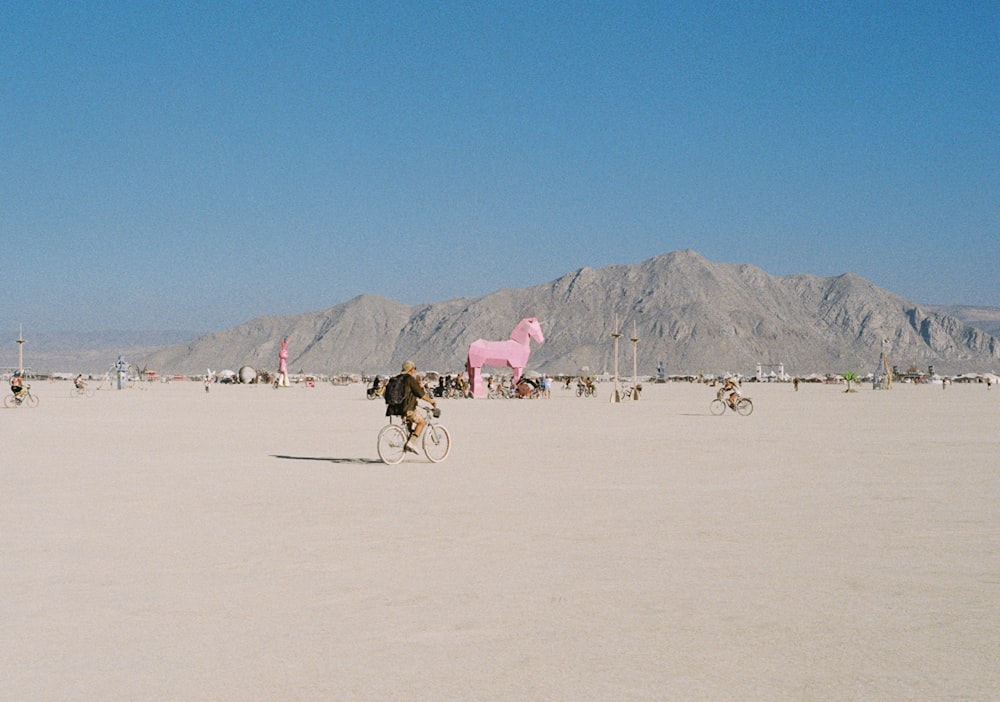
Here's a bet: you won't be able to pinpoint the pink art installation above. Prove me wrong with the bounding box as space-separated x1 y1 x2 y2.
466 317 544 398
277 337 290 387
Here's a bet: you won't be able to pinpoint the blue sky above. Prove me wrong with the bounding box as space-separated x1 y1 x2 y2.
2 1 998 334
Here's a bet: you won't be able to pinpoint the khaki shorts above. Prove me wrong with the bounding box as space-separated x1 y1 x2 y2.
405 408 423 424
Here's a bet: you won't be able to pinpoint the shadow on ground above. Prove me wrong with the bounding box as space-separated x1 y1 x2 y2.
272 455 384 465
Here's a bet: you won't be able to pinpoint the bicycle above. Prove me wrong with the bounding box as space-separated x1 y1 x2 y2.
70 384 95 398
487 379 514 399
5 384 40 408
619 384 642 400
710 392 753 416
576 381 597 397
377 406 451 464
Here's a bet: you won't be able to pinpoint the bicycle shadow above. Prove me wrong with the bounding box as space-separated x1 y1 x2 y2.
271 454 384 465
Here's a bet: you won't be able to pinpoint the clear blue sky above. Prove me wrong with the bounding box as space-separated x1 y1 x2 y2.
2 1 998 334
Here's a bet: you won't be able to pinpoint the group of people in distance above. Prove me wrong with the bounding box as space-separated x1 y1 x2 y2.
488 373 551 398
434 373 471 399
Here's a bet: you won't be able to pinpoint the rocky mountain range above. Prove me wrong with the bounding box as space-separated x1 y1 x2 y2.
923 305 1000 340
132 250 1000 378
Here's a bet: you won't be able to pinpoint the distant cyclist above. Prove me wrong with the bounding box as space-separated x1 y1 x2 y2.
721 376 742 410
10 370 24 398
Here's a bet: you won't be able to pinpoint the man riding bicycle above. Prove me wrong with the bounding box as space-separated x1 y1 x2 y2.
721 376 742 409
10 371 24 397
386 360 437 454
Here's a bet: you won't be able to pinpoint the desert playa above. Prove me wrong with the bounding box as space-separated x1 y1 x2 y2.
3 380 998 700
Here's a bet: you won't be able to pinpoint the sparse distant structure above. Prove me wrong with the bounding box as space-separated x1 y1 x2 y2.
755 363 789 382
873 338 893 390
114 354 129 390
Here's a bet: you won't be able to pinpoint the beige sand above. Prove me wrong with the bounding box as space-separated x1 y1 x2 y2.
2 380 998 700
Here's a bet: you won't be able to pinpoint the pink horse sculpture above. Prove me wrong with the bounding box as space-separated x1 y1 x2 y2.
466 317 544 398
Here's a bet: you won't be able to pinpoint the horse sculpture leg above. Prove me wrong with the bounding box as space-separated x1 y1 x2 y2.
467 357 485 398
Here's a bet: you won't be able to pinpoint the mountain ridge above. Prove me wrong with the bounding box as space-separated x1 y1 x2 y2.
6 252 998 375
131 251 999 377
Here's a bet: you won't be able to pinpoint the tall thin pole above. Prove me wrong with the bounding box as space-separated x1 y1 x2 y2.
630 320 638 400
17 324 25 373
611 315 621 403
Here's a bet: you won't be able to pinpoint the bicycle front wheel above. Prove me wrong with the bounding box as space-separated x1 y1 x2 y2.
422 424 451 463
736 398 753 416
25 393 39 408
709 399 726 415
377 425 408 464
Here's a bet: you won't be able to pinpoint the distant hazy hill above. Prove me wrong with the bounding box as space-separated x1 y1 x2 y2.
137 251 999 377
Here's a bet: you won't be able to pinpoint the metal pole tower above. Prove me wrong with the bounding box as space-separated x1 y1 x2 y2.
611 315 621 403
630 320 639 400
17 325 25 373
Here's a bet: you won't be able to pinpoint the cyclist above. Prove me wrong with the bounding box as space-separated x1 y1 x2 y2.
721 376 742 410
388 360 437 454
10 370 24 399
74 374 87 393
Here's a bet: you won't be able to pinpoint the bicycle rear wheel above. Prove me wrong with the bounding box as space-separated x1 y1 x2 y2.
3 394 15 408
736 398 753 416
709 399 726 415
422 424 451 463
377 424 408 464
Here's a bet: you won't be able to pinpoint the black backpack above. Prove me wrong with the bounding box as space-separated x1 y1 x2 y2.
383 374 407 411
